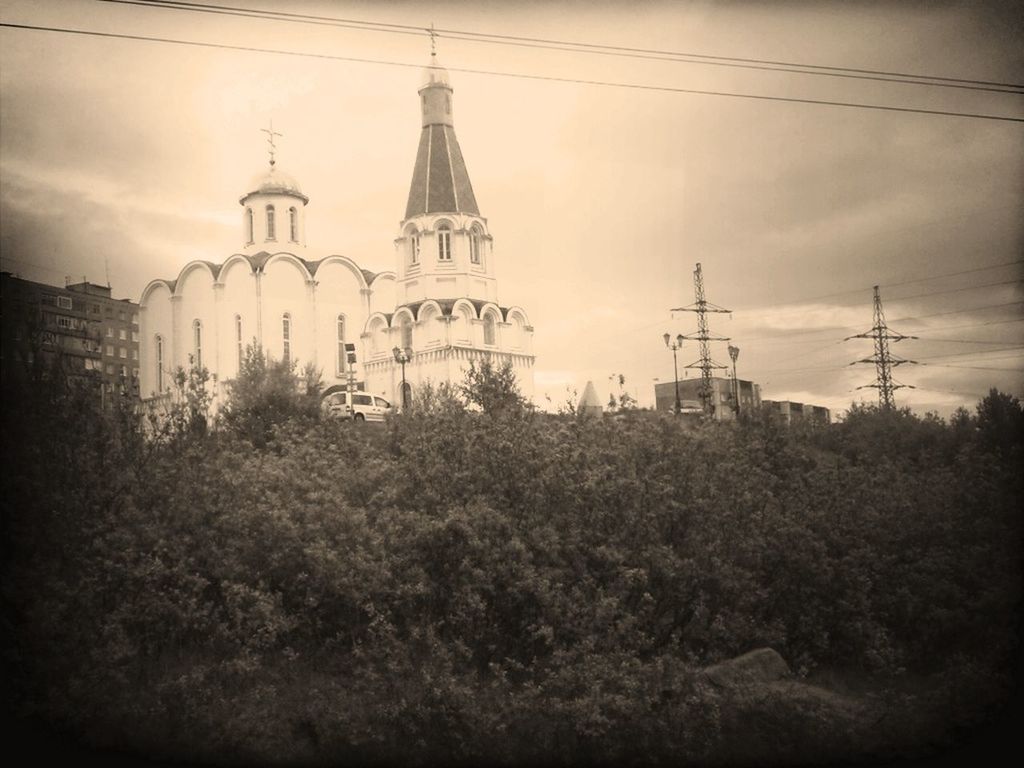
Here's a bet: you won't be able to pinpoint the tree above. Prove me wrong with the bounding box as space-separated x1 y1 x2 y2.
459 359 530 417
219 344 321 447
975 388 1023 456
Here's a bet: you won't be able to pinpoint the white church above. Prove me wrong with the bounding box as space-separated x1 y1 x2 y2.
139 55 534 409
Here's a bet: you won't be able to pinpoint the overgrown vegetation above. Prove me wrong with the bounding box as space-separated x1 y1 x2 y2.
3 353 1021 765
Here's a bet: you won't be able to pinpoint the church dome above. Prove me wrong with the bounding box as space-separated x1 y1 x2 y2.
240 164 309 204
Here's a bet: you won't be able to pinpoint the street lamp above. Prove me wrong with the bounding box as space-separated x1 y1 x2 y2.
392 345 413 411
663 333 684 415
728 344 740 417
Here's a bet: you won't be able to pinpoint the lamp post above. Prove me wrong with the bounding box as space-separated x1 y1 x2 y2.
663 333 684 415
728 344 740 417
392 346 413 411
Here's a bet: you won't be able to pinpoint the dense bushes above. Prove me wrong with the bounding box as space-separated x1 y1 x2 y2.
2 360 1021 765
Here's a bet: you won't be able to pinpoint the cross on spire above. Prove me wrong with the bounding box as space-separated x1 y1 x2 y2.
261 120 283 167
428 22 437 57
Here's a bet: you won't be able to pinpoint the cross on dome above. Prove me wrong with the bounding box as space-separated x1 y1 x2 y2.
260 120 283 167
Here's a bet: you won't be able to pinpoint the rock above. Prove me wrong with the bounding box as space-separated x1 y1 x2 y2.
702 647 792 689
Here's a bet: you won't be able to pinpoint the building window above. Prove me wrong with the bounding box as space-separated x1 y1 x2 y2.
266 205 276 240
156 335 164 393
106 364 114 375
131 330 139 342
193 320 202 369
132 349 138 361
483 313 496 346
470 226 482 265
445 95 451 114
119 348 127 359
246 207 254 243
106 344 114 357
132 312 139 325
58 296 72 309
56 315 72 329
437 223 452 261
106 327 113 338
92 304 100 314
401 318 412 350
282 313 291 364
336 314 346 375
409 231 420 265
119 329 127 340
119 310 126 321
289 207 298 242
235 314 243 369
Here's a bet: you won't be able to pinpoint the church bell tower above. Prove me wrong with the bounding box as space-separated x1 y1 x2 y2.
395 50 495 304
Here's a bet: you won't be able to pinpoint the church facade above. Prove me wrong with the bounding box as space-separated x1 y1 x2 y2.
139 56 533 409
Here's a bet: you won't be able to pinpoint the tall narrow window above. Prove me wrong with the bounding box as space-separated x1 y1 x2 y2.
193 320 202 369
246 207 254 243
437 224 452 261
409 232 420 265
156 335 164 393
483 313 496 346
282 313 291 364
336 314 346 375
289 207 298 242
470 226 482 265
235 314 243 369
401 318 413 350
266 205 276 240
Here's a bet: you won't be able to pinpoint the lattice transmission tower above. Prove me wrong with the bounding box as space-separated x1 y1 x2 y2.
672 263 730 416
846 285 917 409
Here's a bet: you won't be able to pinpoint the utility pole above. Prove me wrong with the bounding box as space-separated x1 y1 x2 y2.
673 263 730 417
846 285 917 409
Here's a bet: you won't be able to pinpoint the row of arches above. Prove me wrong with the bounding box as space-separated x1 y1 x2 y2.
364 299 529 359
404 221 486 267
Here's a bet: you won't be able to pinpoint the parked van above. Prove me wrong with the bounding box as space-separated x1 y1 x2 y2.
323 391 393 422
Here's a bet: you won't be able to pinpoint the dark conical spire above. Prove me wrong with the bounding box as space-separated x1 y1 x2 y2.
405 54 479 219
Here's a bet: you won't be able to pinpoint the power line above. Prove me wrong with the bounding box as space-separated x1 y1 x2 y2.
888 278 1021 303
103 0 1024 95
917 346 1024 361
2 22 1022 124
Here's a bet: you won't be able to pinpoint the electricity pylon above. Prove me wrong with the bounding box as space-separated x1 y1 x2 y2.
673 263 730 416
846 285 917 409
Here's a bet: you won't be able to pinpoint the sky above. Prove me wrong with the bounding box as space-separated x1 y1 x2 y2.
2 0 1022 417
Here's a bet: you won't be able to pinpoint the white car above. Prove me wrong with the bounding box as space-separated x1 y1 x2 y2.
323 391 393 422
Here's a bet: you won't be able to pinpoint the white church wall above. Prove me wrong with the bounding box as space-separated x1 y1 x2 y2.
368 274 396 317
139 282 173 398
218 257 259 381
313 258 367 387
176 263 218 375
261 255 313 369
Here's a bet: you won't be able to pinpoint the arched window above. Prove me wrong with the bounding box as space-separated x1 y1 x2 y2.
266 205 276 241
437 222 452 261
155 334 164 393
401 317 413 350
193 320 202 369
245 207 254 244
445 95 451 115
289 207 298 242
483 313 496 346
469 225 482 265
282 313 291 364
408 230 420 265
235 314 243 369
336 314 346 375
